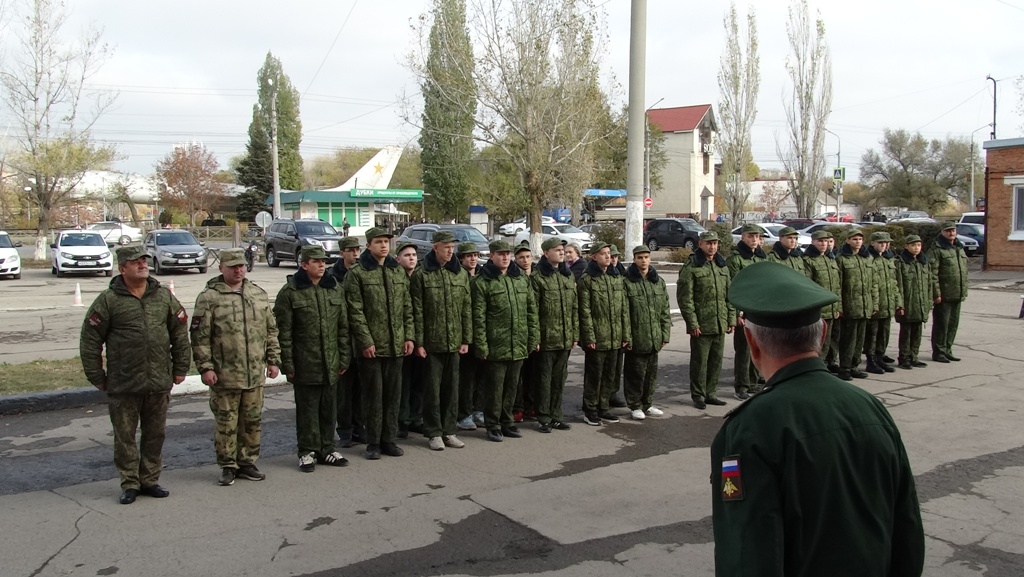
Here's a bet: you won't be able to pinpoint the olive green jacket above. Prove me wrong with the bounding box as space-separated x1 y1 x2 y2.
836 243 878 320
727 242 767 277
895 250 934 323
191 276 281 390
274 269 350 386
927 234 969 302
578 260 631 350
531 256 579 351
623 264 671 354
80 276 192 394
802 245 843 320
766 242 807 275
410 250 473 353
869 246 904 318
344 250 415 357
472 261 539 361
677 251 735 335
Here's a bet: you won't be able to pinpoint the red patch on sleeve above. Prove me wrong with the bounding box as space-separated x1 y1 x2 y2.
88 312 103 327
176 307 188 323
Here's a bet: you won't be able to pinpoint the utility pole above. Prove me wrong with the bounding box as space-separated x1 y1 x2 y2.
970 123 992 211
644 97 664 200
269 77 281 218
825 128 841 214
986 75 997 140
624 0 647 253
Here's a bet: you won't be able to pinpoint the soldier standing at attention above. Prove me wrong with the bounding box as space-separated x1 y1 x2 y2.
456 242 486 430
766 226 806 275
81 245 191 505
622 245 671 420
928 222 969 363
802 231 843 371
473 240 539 442
410 231 472 451
712 262 924 577
607 244 629 409
513 241 537 422
678 232 735 410
192 248 281 486
727 224 766 400
395 241 425 439
824 234 842 371
895 235 933 369
836 228 877 381
530 237 578 432
329 236 366 448
274 246 351 472
345 227 415 460
865 232 902 374
578 242 630 425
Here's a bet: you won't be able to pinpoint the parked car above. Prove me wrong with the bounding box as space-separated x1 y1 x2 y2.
799 222 856 237
0 231 23 280
731 223 812 250
86 221 143 246
780 218 820 229
498 215 555 236
643 217 706 251
263 218 343 267
50 230 113 278
956 223 985 255
959 211 985 227
958 234 980 256
395 223 492 262
890 211 934 223
514 223 594 253
811 212 855 223
143 230 208 274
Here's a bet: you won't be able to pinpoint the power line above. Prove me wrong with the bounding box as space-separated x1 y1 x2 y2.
303 0 359 97
916 87 988 131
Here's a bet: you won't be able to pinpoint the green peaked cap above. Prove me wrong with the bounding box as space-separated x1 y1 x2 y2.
728 261 838 329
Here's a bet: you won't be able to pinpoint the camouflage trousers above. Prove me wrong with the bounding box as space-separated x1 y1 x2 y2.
932 300 962 357
819 318 839 365
483 359 524 431
733 329 758 391
534 349 571 425
689 333 725 402
624 352 659 411
360 356 403 445
897 320 924 363
209 386 264 469
293 383 336 458
400 355 424 429
865 316 892 356
336 359 364 441
107 392 170 491
422 352 459 438
582 349 617 413
457 348 484 421
839 318 868 370
513 353 537 414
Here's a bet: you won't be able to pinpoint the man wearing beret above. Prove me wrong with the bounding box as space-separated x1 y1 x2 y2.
578 241 630 425
411 230 472 451
711 261 924 576
677 232 735 410
622 245 671 419
895 234 933 369
395 240 425 439
530 237 578 432
865 231 903 374
274 245 351 472
191 248 281 486
456 242 486 430
928 222 969 363
330 236 366 448
727 224 767 399
802 230 842 372
765 226 806 275
81 244 192 504
836 228 877 381
344 227 415 460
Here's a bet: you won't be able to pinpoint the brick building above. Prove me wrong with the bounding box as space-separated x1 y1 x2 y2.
983 138 1024 271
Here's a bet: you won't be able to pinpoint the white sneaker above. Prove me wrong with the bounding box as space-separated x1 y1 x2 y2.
631 409 646 420
443 435 465 448
428 436 445 451
472 411 485 426
646 407 664 416
456 416 477 430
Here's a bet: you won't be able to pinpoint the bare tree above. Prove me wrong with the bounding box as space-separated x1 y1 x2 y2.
758 181 789 217
0 0 117 258
154 142 223 227
717 3 760 227
777 0 832 218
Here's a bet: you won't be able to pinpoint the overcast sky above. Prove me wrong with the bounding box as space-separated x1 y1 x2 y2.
5 0 1022 183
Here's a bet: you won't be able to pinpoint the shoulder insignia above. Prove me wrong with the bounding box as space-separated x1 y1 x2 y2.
721 455 744 501
176 307 188 323
87 312 103 327
190 315 202 331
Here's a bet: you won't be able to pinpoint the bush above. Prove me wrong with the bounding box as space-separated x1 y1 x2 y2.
590 222 624 254
707 222 735 259
667 248 693 263
832 222 944 251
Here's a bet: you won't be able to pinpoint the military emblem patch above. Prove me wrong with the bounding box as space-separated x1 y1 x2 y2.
176 307 188 323
190 316 202 331
87 312 103 327
721 456 744 501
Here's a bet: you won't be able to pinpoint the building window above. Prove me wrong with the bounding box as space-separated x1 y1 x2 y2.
1014 185 1024 239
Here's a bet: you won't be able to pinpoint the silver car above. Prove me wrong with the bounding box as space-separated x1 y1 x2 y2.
144 230 208 274
731 223 813 250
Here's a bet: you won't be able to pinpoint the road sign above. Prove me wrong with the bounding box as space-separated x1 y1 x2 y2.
254 211 273 228
833 167 846 182
643 197 653 208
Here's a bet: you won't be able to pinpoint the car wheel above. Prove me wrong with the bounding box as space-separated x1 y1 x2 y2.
266 246 279 267
104 270 112 277
646 238 659 251
57 268 66 278
153 258 162 275
118 235 131 245
13 273 21 280
684 238 696 251
296 251 302 269
51 265 56 275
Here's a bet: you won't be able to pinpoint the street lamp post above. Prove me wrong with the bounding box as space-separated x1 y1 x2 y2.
824 128 841 214
970 123 993 211
268 77 281 218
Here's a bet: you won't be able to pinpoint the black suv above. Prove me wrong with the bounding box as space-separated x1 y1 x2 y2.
643 218 706 251
264 219 343 267
395 223 491 262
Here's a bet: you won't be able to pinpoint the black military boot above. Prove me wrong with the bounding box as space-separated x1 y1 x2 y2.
879 355 896 373
897 357 913 370
865 355 885 375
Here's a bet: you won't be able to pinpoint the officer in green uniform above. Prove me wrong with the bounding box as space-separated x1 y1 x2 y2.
895 235 933 369
329 236 365 447
928 222 969 362
411 230 472 451
677 232 735 409
578 242 630 425
711 261 924 577
191 248 281 486
865 231 902 374
765 226 806 275
81 244 191 504
456 241 486 430
802 230 842 371
622 245 671 419
836 228 877 381
344 227 415 460
274 246 351 472
727 224 766 399
530 237 578 432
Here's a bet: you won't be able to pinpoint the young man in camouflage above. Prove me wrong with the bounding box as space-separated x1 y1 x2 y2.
274 246 351 472
825 235 842 370
81 245 191 504
473 239 539 442
530 237 578 432
836 229 878 381
191 248 281 486
622 245 671 419
456 242 485 430
330 235 366 448
895 234 933 369
578 242 630 425
678 232 735 410
865 232 902 374
766 226 806 275
344 227 414 460
411 231 472 451
802 231 843 371
727 224 766 400
928 222 969 363
607 244 629 409
395 241 425 439
513 241 537 422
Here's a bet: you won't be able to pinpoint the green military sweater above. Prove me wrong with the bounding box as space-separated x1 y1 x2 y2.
802 244 842 320
344 250 414 357
927 233 969 302
472 261 539 361
410 250 472 353
531 256 579 351
623 263 671 354
895 249 933 323
578 260 631 350
677 250 735 335
274 269 350 386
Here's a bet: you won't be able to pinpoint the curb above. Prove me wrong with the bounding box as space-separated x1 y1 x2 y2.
0 373 290 416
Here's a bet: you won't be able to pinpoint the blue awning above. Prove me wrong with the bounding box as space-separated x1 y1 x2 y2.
584 188 627 197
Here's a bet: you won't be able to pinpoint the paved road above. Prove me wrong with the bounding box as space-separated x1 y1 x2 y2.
2 286 1024 577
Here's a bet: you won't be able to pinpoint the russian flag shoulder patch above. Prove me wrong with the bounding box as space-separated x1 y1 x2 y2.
721 455 744 501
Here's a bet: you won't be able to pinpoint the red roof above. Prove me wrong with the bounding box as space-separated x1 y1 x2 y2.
647 104 714 133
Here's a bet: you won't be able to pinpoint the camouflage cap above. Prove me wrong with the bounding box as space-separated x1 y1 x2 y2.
699 231 720 242
220 248 246 267
515 240 532 254
432 230 457 244
632 245 651 255
300 245 328 261
396 241 418 255
845 227 865 239
870 231 893 243
778 226 799 237
589 241 609 254
116 244 147 266
489 239 512 253
365 227 394 240
340 236 361 250
729 262 838 329
609 244 621 257
941 221 957 231
740 224 764 235
458 241 480 256
541 237 566 251
811 230 833 240
904 234 922 244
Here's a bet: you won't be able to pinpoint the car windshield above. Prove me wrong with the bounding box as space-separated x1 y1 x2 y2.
762 224 786 236
959 224 983 234
154 232 199 246
553 224 583 234
61 233 106 247
449 228 488 243
0 236 12 248
295 222 338 236
961 214 984 225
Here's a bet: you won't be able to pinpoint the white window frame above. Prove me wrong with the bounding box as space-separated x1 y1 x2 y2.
1005 176 1024 240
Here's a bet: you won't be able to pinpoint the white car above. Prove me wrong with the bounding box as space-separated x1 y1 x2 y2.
0 231 22 280
514 223 593 253
86 221 143 246
499 215 555 236
51 230 113 278
889 211 935 223
731 223 813 250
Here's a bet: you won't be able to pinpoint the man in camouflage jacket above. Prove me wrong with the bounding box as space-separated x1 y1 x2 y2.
578 242 630 426
727 224 766 399
766 226 807 275
865 232 903 374
836 229 878 381
895 234 933 369
456 242 486 430
803 230 843 370
623 245 671 418
329 235 366 447
928 222 969 362
530 237 578 432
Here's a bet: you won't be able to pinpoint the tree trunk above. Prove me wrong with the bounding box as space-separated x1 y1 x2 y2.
34 207 50 261
527 171 544 256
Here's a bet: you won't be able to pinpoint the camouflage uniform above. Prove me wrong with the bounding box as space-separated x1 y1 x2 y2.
836 241 878 376
622 259 671 412
677 249 735 404
727 241 766 393
578 259 630 417
766 241 807 275
329 247 365 445
530 254 579 426
456 243 485 426
80 274 191 492
895 244 934 365
928 231 969 359
803 242 843 366
191 274 281 470
866 245 903 368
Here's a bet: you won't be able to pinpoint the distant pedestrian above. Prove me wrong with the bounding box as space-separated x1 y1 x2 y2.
342 217 351 237
928 222 968 363
895 235 933 369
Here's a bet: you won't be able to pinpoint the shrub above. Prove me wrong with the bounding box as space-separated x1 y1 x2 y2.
590 222 624 254
667 248 692 263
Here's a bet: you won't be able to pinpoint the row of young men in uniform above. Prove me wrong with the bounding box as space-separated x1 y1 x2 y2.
678 221 969 409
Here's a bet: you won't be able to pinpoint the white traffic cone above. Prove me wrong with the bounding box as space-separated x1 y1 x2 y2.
72 283 84 307
168 279 175 296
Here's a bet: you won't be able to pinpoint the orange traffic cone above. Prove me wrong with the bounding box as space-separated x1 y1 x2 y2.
72 283 84 307
168 280 175 296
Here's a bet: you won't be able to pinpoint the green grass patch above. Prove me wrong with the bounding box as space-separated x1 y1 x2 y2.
0 357 200 396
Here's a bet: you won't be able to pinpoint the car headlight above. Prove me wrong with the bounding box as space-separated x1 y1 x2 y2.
161 251 174 257
60 252 74 259
99 252 110 259
8 254 18 262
